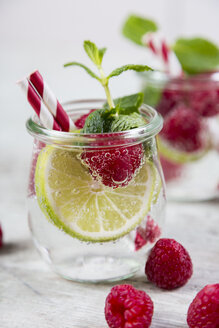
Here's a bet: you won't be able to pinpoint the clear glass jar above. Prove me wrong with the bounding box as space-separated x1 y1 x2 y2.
26 99 165 282
142 71 219 201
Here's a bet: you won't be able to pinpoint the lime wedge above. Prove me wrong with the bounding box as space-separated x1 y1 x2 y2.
157 136 209 164
35 146 156 242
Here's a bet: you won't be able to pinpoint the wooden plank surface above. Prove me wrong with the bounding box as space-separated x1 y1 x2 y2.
1 194 219 327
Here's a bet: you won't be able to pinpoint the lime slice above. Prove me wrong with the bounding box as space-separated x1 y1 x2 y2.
157 136 209 164
35 146 156 242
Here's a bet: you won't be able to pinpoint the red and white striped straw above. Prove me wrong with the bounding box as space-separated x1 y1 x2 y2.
29 70 75 131
17 78 62 131
142 32 183 77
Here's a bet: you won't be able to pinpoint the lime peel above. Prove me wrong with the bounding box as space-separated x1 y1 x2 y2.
157 136 209 164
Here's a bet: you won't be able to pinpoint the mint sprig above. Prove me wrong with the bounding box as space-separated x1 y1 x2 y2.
64 40 153 109
82 93 145 134
64 41 152 134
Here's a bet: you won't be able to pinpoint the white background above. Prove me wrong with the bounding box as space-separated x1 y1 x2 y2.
0 0 219 205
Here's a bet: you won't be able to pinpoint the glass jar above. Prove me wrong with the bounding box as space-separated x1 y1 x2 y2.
26 99 165 283
142 71 219 201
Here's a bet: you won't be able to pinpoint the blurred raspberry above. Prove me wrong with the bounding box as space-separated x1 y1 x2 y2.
80 139 144 188
187 73 219 117
135 216 161 251
105 284 153 328
160 105 205 152
156 73 219 118
187 284 219 328
189 87 219 117
74 109 96 128
145 238 193 290
157 87 185 117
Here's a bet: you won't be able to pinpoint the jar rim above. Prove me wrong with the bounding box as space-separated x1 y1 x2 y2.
141 70 219 89
26 99 163 149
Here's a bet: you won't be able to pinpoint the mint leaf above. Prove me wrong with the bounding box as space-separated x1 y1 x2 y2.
108 64 153 79
111 112 146 132
99 48 107 64
122 15 158 46
104 93 144 114
82 109 106 133
84 41 106 67
63 62 100 80
173 37 219 74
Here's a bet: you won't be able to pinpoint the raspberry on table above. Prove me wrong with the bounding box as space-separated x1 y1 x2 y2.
74 109 96 128
80 141 144 189
160 105 205 153
135 216 161 251
0 224 3 247
145 238 193 290
187 284 219 328
105 284 153 328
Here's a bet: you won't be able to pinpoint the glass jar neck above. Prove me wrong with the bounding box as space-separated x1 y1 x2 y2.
26 99 163 149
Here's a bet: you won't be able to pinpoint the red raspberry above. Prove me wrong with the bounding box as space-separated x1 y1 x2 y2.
160 105 205 152
105 284 153 328
74 109 96 128
187 284 219 328
0 224 3 247
145 238 193 290
80 140 144 188
135 216 161 251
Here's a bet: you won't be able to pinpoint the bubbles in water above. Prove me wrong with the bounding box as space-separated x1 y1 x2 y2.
54 191 62 197
104 152 111 158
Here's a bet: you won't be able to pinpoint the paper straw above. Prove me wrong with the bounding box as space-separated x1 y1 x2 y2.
17 78 62 131
29 70 75 131
142 32 183 77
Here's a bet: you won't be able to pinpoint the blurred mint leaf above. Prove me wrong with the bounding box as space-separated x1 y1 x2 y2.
142 85 162 107
122 15 158 46
173 37 219 74
64 62 100 80
84 40 106 67
104 93 144 114
82 109 106 133
108 64 153 79
111 112 146 132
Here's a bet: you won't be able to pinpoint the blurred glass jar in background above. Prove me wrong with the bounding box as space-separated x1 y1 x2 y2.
142 71 219 201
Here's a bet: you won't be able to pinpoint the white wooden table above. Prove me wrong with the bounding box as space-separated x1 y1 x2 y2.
1 188 219 327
